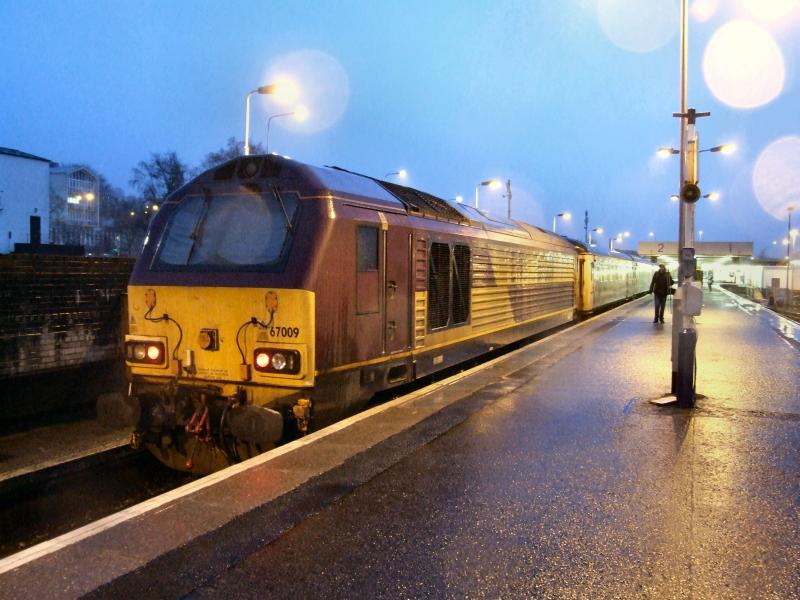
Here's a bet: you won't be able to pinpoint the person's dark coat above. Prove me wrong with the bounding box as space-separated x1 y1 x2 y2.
650 268 673 296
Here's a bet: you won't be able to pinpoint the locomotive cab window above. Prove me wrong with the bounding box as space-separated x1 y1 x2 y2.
356 225 380 314
152 189 299 271
357 226 379 271
427 242 471 331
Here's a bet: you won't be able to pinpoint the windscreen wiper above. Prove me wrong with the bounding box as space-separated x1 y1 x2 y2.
186 189 211 265
272 185 294 233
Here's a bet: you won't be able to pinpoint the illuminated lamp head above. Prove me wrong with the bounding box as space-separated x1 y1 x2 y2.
255 351 270 369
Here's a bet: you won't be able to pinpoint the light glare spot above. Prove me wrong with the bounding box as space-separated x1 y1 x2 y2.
752 136 800 220
691 0 719 22
264 50 350 134
597 0 679 53
270 77 299 105
740 0 799 21
703 20 785 109
293 105 309 122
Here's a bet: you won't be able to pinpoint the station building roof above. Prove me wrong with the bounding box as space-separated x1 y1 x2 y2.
0 147 51 163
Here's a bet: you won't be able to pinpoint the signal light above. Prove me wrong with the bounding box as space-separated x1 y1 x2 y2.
253 348 301 374
680 182 701 203
146 345 161 361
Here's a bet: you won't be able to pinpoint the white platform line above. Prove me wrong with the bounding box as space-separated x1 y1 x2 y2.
0 299 639 575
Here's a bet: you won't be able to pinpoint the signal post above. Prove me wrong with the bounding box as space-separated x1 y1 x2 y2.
670 0 705 408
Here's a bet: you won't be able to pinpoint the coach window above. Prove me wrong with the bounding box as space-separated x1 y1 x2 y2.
356 225 380 314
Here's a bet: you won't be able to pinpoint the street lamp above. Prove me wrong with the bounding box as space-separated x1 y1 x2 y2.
658 143 735 157
454 195 464 203
703 192 720 201
552 211 571 233
609 233 623 252
649 231 655 238
670 194 680 202
385 169 408 180
700 143 736 154
588 227 603 246
698 229 703 240
244 84 283 156
474 179 501 208
266 105 309 154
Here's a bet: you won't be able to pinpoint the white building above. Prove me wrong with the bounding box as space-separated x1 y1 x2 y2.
0 147 51 253
49 165 101 248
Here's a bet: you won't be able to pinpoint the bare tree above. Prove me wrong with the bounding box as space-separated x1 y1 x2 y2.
201 137 265 171
130 151 189 203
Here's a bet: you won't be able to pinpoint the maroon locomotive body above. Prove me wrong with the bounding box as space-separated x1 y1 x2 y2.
119 155 599 473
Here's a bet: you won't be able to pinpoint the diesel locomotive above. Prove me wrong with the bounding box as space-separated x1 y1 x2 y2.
116 155 654 473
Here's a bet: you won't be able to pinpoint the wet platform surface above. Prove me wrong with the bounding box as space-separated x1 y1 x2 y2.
1 288 798 598
0 420 128 484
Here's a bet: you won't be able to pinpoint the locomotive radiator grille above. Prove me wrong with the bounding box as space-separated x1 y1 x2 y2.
470 244 575 330
414 236 428 347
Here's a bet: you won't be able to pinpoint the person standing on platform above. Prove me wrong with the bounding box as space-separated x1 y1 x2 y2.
707 272 713 291
649 263 673 324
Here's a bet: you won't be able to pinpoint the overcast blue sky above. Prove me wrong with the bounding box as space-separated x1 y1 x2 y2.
1 0 798 256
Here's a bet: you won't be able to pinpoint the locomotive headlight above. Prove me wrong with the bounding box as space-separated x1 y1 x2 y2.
255 351 271 369
271 352 287 371
134 344 147 361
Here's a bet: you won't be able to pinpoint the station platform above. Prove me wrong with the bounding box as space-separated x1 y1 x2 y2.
0 287 798 598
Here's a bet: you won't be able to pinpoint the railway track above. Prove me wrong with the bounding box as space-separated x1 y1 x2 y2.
0 446 196 559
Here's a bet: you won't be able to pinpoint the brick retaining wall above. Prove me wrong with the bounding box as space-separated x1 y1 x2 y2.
0 254 134 378
0 254 134 428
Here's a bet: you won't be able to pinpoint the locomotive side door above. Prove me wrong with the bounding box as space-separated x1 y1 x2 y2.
382 216 411 354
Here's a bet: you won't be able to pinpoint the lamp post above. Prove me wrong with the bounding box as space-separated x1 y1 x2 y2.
266 112 294 154
385 170 408 180
474 179 501 209
588 227 603 246
266 105 308 154
608 233 623 252
244 84 282 156
552 212 571 233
